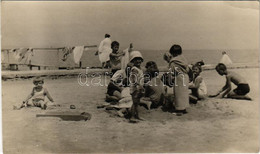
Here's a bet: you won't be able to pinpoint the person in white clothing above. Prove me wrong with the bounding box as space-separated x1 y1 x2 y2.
220 51 232 66
97 34 112 68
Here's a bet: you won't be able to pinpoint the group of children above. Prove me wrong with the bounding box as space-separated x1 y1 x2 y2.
19 42 252 123
104 43 252 120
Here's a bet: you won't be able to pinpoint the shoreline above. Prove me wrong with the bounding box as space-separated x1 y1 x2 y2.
2 62 259 80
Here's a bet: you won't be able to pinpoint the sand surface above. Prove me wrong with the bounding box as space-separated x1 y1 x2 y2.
2 68 259 153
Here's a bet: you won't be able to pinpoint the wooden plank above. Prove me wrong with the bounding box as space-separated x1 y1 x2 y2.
1 63 259 80
36 112 91 121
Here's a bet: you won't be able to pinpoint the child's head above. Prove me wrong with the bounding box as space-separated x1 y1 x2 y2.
163 52 172 63
169 44 182 57
222 51 226 55
105 34 110 38
145 61 159 78
192 65 202 76
129 51 143 68
215 63 227 76
111 41 119 53
145 61 157 69
33 77 44 87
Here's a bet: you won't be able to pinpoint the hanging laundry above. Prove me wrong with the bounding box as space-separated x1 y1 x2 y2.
73 46 85 65
23 48 34 64
13 48 29 62
62 47 73 61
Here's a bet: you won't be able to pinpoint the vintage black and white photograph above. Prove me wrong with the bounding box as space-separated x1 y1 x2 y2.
1 1 259 153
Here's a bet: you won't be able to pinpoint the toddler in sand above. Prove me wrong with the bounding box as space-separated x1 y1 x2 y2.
189 64 207 103
140 61 166 110
211 63 251 100
20 77 54 109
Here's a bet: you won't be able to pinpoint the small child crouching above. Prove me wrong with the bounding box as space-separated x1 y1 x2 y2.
189 64 207 103
20 77 54 110
211 63 251 100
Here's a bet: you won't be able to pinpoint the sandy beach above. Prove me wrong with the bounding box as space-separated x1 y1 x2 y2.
1 67 259 153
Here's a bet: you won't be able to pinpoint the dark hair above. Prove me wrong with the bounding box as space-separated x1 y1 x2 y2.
169 44 182 56
111 41 119 48
192 64 202 72
33 77 44 84
145 61 159 78
215 63 227 71
105 34 110 38
145 61 156 69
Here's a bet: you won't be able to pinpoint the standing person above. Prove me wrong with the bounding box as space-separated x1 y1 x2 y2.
129 51 145 123
97 34 112 68
169 44 189 116
220 51 232 66
109 41 125 77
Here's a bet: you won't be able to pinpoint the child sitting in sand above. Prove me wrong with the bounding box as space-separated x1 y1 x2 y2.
211 63 251 100
111 78 133 117
189 64 207 103
20 77 54 109
106 69 124 102
140 61 166 110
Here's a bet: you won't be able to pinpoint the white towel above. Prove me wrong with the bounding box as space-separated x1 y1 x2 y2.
73 46 85 65
121 48 130 70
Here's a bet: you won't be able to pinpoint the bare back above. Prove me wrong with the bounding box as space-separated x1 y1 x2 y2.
226 71 247 85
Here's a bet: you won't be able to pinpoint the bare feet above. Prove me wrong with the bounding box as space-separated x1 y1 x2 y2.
135 116 146 121
145 101 152 110
129 118 139 123
117 110 124 118
41 104 47 110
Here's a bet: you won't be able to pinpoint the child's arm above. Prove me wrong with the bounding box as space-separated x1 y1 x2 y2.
110 52 125 57
211 76 231 97
128 43 133 52
189 77 202 89
44 88 54 102
21 88 34 107
220 76 232 98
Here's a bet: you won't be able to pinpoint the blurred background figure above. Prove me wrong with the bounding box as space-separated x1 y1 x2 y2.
220 51 233 66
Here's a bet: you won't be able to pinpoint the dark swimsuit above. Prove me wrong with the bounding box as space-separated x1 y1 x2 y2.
233 84 250 95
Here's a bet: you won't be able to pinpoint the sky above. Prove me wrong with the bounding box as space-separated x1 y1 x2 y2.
1 1 259 50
